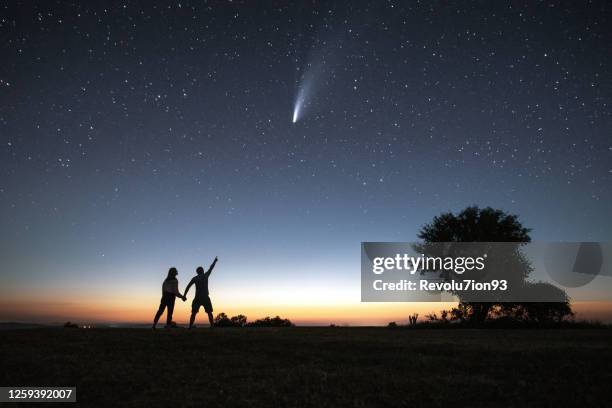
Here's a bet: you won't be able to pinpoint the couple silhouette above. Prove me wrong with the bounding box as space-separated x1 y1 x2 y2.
152 256 218 329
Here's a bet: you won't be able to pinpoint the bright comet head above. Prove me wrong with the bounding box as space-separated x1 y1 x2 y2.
292 102 300 123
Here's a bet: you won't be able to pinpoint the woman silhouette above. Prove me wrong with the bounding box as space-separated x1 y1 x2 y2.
152 267 186 329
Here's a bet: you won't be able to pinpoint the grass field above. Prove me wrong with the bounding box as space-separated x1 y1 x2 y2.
1 327 611 407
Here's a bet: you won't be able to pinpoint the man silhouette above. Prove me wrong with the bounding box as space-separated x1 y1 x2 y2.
185 256 218 328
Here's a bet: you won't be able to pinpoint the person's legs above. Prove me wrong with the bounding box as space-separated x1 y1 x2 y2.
204 296 214 328
189 299 199 328
153 298 167 328
165 296 176 327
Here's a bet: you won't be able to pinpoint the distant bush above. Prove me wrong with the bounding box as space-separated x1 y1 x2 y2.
212 313 293 327
230 314 248 327
387 322 398 328
246 316 294 327
213 313 244 327
63 321 79 329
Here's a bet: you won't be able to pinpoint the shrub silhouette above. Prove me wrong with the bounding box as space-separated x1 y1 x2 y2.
450 305 467 322
230 314 248 327
246 316 294 327
213 313 248 327
425 313 438 321
212 314 293 327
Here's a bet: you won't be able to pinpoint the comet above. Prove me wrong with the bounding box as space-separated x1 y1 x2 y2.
292 84 307 123
291 37 341 124
292 75 310 124
292 56 327 123
292 97 301 123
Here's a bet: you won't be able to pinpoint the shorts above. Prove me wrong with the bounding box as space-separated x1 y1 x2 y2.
192 296 213 313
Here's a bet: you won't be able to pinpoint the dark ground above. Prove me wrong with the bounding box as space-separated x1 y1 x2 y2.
1 328 611 407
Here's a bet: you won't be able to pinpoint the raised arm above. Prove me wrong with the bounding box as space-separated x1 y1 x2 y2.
206 256 218 276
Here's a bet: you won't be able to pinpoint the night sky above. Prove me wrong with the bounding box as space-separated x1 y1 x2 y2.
1 1 611 324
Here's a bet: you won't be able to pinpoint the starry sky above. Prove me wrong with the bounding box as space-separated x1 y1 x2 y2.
1 1 611 324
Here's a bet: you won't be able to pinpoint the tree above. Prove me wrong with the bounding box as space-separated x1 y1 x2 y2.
417 206 572 324
418 206 531 243
418 206 532 323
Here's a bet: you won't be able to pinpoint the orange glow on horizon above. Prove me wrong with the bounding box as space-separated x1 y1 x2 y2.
2 296 611 326
2 281 612 325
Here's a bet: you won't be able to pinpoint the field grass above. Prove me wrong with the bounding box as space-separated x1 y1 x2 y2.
1 327 611 407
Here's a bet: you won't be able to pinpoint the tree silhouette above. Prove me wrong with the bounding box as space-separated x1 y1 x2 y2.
418 206 572 324
418 206 531 243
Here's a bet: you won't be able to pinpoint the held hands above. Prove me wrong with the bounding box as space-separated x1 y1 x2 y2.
182 295 187 302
